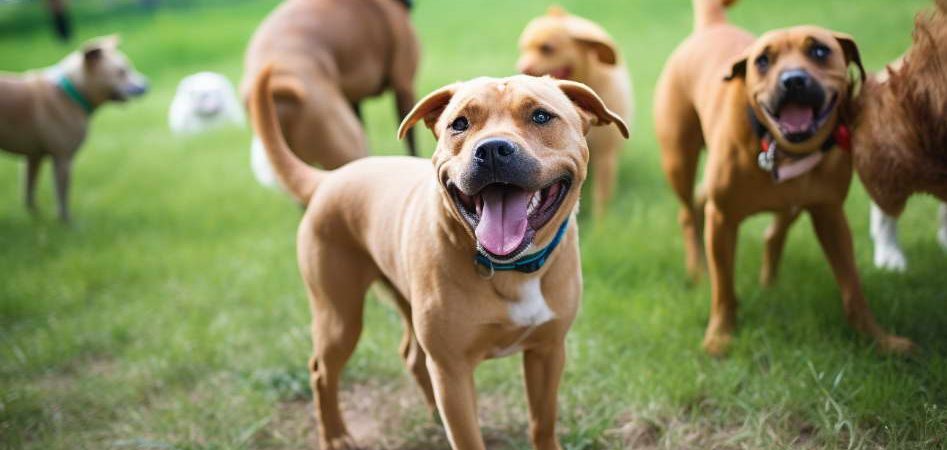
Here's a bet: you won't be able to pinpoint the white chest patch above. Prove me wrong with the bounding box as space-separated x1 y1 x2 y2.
508 278 555 328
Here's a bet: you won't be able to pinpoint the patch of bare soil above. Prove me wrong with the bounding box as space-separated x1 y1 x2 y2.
251 378 529 449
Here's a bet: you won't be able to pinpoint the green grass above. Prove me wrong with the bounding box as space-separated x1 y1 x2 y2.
1 0 945 448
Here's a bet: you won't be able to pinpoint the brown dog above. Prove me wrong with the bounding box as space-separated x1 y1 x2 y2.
853 1 947 271
241 0 419 187
250 67 627 449
0 35 148 222
654 0 914 355
517 5 633 219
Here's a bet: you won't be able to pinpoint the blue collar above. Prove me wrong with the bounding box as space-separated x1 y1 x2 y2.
475 219 570 274
56 75 93 114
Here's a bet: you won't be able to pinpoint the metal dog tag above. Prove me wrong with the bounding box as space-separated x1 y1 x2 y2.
757 140 776 173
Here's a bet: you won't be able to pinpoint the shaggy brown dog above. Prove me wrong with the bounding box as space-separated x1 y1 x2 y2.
853 1 947 270
654 0 913 355
241 0 419 184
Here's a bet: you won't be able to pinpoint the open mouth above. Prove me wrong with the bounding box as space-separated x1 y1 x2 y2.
549 66 573 79
763 92 837 143
448 177 571 259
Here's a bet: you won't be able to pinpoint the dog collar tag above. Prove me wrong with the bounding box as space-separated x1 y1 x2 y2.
757 139 777 173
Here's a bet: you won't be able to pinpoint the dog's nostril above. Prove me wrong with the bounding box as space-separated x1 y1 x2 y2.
474 146 488 162
497 143 515 157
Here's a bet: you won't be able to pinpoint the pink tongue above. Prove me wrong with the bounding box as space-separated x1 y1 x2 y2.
475 186 531 256
778 104 814 133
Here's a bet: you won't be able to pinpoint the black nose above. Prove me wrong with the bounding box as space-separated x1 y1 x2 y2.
474 139 517 166
780 69 812 92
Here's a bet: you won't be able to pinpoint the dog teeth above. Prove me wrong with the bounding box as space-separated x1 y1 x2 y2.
527 192 542 215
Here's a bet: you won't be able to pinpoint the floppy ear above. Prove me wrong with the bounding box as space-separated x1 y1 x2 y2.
575 38 618 65
397 83 458 140
556 79 629 138
834 32 866 83
724 56 748 81
81 34 120 66
564 18 619 65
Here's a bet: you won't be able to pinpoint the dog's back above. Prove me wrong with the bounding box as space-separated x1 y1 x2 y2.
241 0 410 101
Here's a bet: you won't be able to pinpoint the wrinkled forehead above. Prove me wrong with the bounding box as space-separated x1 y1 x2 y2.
445 76 571 121
754 26 841 55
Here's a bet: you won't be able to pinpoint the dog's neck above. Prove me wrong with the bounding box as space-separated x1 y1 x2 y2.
746 106 850 182
434 188 573 279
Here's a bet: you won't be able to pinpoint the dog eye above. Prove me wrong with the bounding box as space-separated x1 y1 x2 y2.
809 44 831 61
754 54 770 73
450 116 469 133
539 43 555 55
531 109 554 125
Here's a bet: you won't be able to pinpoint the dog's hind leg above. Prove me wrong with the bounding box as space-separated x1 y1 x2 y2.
655 78 705 282
808 204 915 354
288 83 367 170
301 236 378 450
937 203 947 251
760 208 801 286
23 154 43 213
375 280 437 413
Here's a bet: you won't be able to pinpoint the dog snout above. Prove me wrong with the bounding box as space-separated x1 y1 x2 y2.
458 138 541 194
474 138 518 167
780 69 813 93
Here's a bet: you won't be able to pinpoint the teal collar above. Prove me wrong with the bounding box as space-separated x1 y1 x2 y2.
56 75 93 114
475 219 570 275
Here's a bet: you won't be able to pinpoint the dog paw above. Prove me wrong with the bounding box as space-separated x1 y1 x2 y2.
322 434 360 450
702 332 732 357
873 245 907 272
876 334 916 356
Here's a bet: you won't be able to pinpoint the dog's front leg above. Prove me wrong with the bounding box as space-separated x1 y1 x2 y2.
703 202 739 356
427 358 485 450
523 343 565 450
52 155 73 223
23 154 43 213
808 204 915 354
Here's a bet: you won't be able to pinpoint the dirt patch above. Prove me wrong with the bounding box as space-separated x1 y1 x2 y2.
251 378 529 449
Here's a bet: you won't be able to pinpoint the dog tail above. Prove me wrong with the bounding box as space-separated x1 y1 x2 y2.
693 0 738 31
248 64 323 206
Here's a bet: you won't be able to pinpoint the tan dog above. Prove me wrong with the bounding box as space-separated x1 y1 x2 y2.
853 0 947 272
517 5 633 219
654 0 914 355
241 0 419 187
0 35 148 222
250 67 627 449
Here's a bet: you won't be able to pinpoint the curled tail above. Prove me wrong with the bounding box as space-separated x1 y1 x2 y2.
248 64 322 205
693 0 739 31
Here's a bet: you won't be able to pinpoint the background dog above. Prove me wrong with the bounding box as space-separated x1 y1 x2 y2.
168 72 244 135
654 0 913 355
854 1 947 272
0 35 147 222
517 5 633 219
251 66 626 449
241 0 419 189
